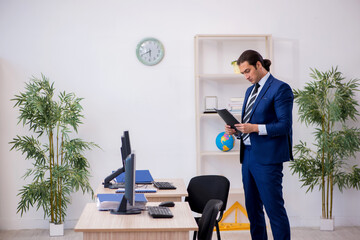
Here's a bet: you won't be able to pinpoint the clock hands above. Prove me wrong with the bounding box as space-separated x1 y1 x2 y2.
140 50 151 57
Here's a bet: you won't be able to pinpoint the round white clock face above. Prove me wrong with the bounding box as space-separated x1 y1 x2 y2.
136 38 165 66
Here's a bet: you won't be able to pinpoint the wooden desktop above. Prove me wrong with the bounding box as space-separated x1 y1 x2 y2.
74 202 198 240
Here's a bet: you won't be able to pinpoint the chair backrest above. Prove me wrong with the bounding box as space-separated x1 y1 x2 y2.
185 175 230 214
197 199 223 240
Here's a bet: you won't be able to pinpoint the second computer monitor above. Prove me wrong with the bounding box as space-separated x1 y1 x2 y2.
121 130 131 166
111 152 140 215
123 130 131 156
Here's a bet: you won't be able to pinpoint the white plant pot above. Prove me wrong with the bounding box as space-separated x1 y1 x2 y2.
49 222 64 236
320 217 334 231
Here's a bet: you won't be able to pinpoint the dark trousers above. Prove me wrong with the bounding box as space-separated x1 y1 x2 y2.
242 146 290 240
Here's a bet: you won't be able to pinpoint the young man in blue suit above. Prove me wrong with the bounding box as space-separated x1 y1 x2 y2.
225 50 293 240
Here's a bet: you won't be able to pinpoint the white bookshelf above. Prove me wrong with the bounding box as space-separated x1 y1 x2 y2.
194 34 272 192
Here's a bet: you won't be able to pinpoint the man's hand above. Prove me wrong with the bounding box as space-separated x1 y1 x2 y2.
234 123 259 134
225 125 236 135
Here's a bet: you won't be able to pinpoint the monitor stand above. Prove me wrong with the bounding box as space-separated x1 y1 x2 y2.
110 196 141 215
103 167 124 188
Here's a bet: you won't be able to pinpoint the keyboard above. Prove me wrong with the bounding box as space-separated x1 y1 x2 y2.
147 206 173 218
153 181 177 190
109 182 125 189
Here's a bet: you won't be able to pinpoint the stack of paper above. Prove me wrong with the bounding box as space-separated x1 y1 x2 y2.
96 193 147 211
115 185 157 193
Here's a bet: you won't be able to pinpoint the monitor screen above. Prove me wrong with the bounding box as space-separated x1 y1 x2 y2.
111 152 141 215
124 153 136 206
120 138 126 170
121 130 131 168
124 130 131 156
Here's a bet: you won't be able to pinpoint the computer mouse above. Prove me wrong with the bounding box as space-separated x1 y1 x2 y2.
159 201 175 207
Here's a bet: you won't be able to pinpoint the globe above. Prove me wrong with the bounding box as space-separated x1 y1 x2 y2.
215 132 235 152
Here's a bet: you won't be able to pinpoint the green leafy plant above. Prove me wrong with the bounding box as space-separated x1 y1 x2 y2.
290 67 360 219
10 75 98 224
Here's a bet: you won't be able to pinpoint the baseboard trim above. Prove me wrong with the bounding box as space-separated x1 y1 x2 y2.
0 219 78 230
289 216 360 227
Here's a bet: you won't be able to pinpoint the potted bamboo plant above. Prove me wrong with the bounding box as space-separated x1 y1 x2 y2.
10 75 98 236
290 67 360 230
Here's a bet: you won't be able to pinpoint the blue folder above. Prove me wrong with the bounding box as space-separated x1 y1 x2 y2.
115 169 154 184
97 193 147 211
97 193 147 203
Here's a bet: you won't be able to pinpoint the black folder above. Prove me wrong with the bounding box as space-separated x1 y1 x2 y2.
215 108 241 132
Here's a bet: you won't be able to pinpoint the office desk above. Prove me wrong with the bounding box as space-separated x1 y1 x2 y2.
96 178 187 202
74 202 198 240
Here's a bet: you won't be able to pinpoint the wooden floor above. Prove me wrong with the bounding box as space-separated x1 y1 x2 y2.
1 227 360 240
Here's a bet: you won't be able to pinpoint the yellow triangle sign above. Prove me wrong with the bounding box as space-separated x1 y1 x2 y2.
218 201 250 231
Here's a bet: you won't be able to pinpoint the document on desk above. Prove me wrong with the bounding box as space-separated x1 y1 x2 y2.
96 193 147 211
115 185 157 193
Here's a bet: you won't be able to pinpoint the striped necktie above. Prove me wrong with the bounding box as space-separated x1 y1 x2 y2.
242 83 260 141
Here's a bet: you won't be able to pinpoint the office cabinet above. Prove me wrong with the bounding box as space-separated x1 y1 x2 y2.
194 34 272 194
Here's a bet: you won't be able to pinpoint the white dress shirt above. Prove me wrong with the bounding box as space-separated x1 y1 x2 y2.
242 72 270 145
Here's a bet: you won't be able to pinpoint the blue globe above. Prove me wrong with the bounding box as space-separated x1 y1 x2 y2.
215 132 235 152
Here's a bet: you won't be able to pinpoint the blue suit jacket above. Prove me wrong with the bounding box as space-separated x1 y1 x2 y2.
240 74 294 164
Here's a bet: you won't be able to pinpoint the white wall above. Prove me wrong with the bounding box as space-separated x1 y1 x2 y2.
1 0 360 230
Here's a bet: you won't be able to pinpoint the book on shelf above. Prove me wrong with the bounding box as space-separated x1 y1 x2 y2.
228 97 244 114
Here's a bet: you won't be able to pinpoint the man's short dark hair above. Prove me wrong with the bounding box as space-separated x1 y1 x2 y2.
237 50 271 72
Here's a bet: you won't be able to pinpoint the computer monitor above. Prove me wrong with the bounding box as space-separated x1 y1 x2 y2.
120 137 128 168
124 153 135 206
123 130 131 156
103 131 131 188
111 152 141 215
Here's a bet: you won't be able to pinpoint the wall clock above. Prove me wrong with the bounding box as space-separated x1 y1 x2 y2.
136 38 165 66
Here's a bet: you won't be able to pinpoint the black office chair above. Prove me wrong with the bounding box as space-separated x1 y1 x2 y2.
185 175 230 240
197 199 223 240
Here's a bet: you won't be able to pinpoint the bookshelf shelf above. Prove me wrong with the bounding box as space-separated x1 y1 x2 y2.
200 150 240 157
